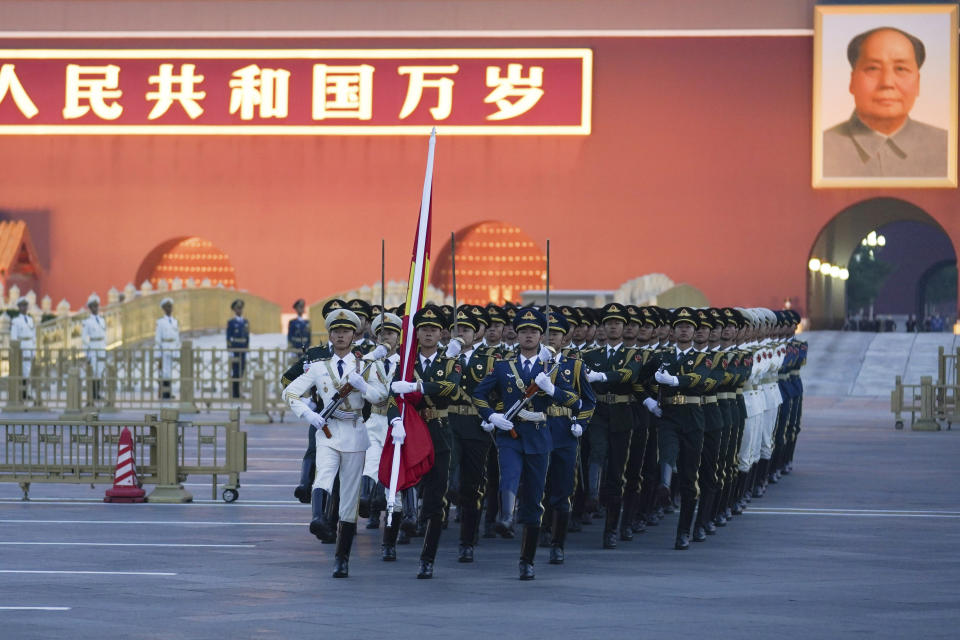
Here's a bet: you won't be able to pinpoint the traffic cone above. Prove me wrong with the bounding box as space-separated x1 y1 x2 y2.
104 427 146 503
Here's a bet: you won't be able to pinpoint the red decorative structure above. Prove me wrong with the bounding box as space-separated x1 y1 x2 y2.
431 221 546 305
135 236 236 289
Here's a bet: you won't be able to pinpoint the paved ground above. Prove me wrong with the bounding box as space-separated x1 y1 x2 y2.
1 396 958 639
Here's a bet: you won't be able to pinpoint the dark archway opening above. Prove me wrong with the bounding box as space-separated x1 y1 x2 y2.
807 197 957 330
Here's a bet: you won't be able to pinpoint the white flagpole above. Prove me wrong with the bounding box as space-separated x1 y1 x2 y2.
386 128 437 525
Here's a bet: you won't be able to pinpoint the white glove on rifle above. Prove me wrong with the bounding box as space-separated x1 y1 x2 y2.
347 371 368 394
489 413 514 431
391 380 420 395
655 369 680 387
586 369 607 383
570 423 583 437
643 397 663 418
390 417 406 445
538 345 554 364
534 371 556 396
307 411 326 429
481 421 495 433
363 344 388 361
444 338 463 358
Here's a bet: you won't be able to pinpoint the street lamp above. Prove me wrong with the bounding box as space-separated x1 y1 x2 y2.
808 258 821 272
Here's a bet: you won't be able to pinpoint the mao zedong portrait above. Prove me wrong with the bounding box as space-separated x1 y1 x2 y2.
823 27 947 178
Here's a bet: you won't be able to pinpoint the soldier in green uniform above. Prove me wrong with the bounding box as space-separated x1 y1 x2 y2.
690 309 725 542
385 305 463 579
653 307 721 550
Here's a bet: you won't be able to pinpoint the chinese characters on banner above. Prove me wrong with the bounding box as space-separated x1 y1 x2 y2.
0 49 592 134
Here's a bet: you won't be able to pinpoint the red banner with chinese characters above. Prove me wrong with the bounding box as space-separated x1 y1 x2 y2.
0 48 591 135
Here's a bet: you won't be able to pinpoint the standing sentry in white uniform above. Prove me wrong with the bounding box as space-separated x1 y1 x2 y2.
155 297 180 399
10 296 36 400
82 293 107 400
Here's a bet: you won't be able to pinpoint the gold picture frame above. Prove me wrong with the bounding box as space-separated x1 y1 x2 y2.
812 4 958 188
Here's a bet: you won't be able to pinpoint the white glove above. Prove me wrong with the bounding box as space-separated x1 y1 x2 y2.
390 418 406 445
306 398 318 412
363 344 388 361
655 369 680 387
570 423 583 437
347 371 368 394
489 413 514 431
391 380 420 395
481 421 495 433
538 345 554 364
444 338 463 358
307 411 326 429
586 370 607 383
643 397 663 418
534 371 556 396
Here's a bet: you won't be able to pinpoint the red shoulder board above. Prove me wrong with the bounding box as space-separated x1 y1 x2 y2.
493 353 502 360
705 358 713 368
454 363 462 374
635 354 642 362
352 349 364 359
721 359 728 369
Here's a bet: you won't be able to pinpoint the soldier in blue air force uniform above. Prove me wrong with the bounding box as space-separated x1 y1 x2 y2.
288 298 311 352
226 299 250 399
472 307 579 581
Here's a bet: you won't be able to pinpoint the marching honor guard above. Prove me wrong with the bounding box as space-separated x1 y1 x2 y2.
227 299 249 399
11 296 36 400
82 293 107 401
386 305 462 579
359 312 402 530
446 307 497 563
541 310 595 565
283 308 388 578
288 298 311 352
155 297 180 399
654 307 723 550
473 307 579 580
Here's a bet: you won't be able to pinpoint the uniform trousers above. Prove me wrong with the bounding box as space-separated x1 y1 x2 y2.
420 418 452 520
547 440 579 512
623 404 649 501
658 404 705 502
313 446 365 523
498 445 549 525
230 352 246 398
363 414 389 480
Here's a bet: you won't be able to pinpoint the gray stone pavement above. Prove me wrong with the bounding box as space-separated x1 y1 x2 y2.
0 397 958 639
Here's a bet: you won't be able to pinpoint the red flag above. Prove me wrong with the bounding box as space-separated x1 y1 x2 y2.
379 129 437 491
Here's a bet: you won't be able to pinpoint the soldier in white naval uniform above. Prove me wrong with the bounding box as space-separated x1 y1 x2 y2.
10 296 36 399
155 297 180 399
358 311 402 530
284 308 388 578
82 293 107 400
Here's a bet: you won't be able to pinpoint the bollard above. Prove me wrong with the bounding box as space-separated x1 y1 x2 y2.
246 370 272 424
146 408 193 503
4 340 25 412
937 346 946 386
60 366 83 418
913 376 940 431
178 340 198 413
891 375 904 430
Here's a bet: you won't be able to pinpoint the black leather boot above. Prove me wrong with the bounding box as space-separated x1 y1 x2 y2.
458 506 478 563
519 525 538 580
367 511 381 530
603 497 620 549
417 514 443 579
358 476 374 519
371 482 387 512
400 488 419 536
694 490 716 541
309 489 335 542
332 521 356 578
550 511 569 565
495 491 516 539
620 493 637 541
675 494 696 550
381 513 400 561
293 458 314 504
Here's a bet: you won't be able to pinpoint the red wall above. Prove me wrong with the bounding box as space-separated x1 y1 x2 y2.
1 35 958 312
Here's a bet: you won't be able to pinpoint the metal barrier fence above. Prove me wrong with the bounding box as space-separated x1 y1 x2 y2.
1 340 296 422
0 408 246 502
890 375 953 431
